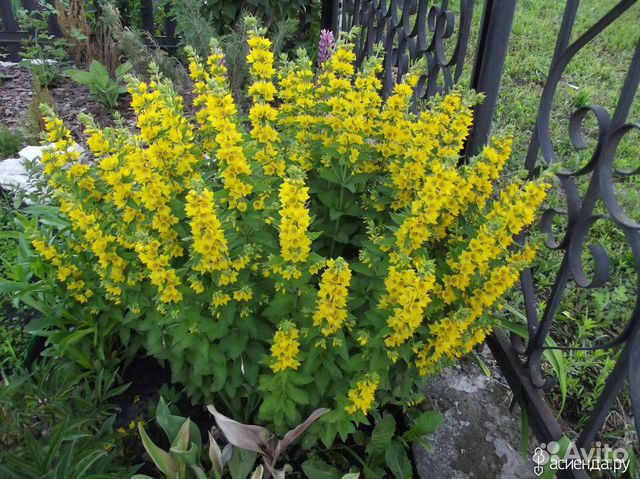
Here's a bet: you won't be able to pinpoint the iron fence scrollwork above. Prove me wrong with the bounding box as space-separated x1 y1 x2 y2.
513 0 640 459
332 0 640 476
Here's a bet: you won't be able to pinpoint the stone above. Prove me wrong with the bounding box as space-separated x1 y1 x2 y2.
18 145 47 163
18 143 84 163
0 157 29 192
414 351 538 479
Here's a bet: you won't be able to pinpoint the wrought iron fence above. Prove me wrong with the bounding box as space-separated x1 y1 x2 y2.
509 0 640 466
331 0 639 477
0 0 178 62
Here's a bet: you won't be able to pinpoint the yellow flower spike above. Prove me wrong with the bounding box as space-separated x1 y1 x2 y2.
278 176 312 264
185 189 230 273
313 257 352 336
381 266 435 347
345 375 379 415
270 321 302 373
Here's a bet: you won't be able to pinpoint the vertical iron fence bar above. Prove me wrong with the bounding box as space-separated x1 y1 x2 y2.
321 0 337 31
0 0 21 60
45 0 61 37
487 331 591 479
524 0 579 173
116 0 130 26
140 0 154 34
20 0 38 12
464 0 516 157
164 2 176 39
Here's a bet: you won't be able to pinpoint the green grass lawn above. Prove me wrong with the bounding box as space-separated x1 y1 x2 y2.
488 0 640 450
496 0 640 172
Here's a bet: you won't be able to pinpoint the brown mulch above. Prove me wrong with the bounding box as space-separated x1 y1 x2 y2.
0 63 136 144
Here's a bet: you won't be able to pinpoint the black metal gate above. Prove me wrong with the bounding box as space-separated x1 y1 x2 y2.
0 0 178 62
328 1 640 477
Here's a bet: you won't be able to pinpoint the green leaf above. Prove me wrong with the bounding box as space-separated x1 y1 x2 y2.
367 414 396 456
402 411 442 443
65 69 93 85
384 442 412 479
317 167 342 185
229 448 257 479
350 262 374 277
329 208 343 221
156 397 202 451
58 328 94 353
138 422 175 476
223 329 249 359
222 3 236 19
499 308 567 413
171 418 191 451
301 458 343 479
286 383 310 405
89 60 109 78
115 61 133 78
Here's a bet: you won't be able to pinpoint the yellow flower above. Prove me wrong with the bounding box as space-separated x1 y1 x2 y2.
381 267 435 347
345 375 379 415
185 189 229 273
278 177 312 264
270 321 301 373
313 258 351 336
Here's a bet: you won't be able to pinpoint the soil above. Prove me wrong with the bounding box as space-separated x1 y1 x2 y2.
0 62 140 145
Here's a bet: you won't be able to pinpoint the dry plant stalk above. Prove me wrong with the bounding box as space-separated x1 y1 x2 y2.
54 0 120 74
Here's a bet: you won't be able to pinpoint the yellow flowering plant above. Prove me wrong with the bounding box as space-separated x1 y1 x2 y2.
11 20 550 449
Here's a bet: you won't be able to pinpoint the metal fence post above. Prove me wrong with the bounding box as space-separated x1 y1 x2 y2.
465 0 517 157
321 0 340 31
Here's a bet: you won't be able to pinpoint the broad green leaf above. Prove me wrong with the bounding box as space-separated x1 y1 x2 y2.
223 329 249 359
171 418 191 451
229 448 257 479
65 69 93 85
384 442 412 479
402 411 442 443
115 61 133 78
301 458 343 479
89 60 109 78
157 397 202 450
138 422 175 476
58 328 94 353
367 414 396 456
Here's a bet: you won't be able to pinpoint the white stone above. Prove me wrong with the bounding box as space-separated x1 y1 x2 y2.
18 143 84 163
0 61 19 67
18 145 47 163
24 59 58 66
0 157 29 194
0 157 27 176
